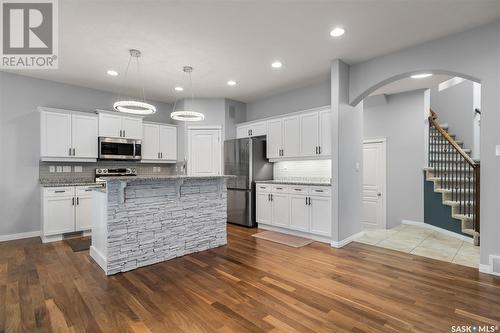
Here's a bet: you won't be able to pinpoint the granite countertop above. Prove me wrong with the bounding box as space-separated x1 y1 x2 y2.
255 180 331 187
39 180 103 188
103 175 235 181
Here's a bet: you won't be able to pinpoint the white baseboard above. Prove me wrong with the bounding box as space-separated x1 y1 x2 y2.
89 246 107 274
258 224 331 244
401 220 473 244
331 231 364 248
479 255 500 277
0 230 40 242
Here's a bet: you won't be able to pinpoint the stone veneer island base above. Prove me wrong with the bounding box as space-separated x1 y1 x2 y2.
90 176 228 275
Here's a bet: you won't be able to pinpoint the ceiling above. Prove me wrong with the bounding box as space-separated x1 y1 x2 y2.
5 1 500 103
370 74 453 96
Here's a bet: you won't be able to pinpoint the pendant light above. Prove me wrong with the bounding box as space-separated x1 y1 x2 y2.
170 66 205 121
113 49 157 115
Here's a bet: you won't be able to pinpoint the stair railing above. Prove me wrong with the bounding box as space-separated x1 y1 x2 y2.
428 109 480 236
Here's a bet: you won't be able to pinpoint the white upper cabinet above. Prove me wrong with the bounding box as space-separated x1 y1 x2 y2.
282 116 300 158
266 119 283 159
142 122 177 162
236 121 267 138
40 107 98 161
318 109 331 156
71 113 98 158
98 112 143 139
299 112 319 156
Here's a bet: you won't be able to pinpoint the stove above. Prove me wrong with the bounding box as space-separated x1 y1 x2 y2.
95 168 137 185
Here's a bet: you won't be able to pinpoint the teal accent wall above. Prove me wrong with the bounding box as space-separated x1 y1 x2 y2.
424 179 471 237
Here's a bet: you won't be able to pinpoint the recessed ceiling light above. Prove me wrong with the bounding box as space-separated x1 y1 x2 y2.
107 70 118 76
271 61 282 69
174 86 184 91
227 80 237 86
411 73 433 79
330 27 345 37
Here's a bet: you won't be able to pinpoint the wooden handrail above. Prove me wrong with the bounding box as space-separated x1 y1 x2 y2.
429 109 478 168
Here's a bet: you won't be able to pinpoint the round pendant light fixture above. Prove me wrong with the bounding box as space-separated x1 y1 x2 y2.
170 66 205 122
113 49 157 115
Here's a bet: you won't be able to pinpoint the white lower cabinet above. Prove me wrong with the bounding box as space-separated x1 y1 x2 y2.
256 184 332 239
41 185 96 241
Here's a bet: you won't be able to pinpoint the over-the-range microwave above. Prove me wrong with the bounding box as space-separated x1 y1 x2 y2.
98 137 142 160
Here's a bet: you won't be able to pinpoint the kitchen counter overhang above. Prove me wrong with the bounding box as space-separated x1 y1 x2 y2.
90 176 231 275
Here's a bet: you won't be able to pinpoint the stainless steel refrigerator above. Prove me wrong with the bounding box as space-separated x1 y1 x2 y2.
224 136 273 227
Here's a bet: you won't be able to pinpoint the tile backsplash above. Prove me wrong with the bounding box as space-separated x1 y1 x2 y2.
273 160 331 183
39 160 185 183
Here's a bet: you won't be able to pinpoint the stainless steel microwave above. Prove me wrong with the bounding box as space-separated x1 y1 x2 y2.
98 137 142 160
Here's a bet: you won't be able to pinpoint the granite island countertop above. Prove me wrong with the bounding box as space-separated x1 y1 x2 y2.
255 180 331 187
102 175 235 182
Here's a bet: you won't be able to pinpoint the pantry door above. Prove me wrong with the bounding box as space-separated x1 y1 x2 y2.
362 139 387 229
187 127 222 176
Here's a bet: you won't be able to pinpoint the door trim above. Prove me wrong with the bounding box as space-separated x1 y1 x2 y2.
363 138 387 229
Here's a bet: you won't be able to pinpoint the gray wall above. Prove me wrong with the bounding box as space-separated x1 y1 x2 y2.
347 21 500 266
224 99 247 140
0 72 173 237
364 90 427 228
430 80 474 151
246 78 330 121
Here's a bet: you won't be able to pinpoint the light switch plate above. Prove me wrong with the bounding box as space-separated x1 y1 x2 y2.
62 166 71 173
74 166 83 173
56 166 63 173
49 166 55 173
496 145 500 156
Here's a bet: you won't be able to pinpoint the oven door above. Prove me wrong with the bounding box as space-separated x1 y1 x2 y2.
98 137 142 160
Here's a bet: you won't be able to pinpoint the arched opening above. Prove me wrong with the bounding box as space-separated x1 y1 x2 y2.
354 71 481 268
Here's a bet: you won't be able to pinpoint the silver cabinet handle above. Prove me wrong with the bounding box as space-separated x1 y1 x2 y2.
315 189 324 192
161 152 163 159
76 197 79 205
315 146 318 154
319 146 321 154
309 197 312 205
72 197 75 205
294 188 301 191
123 130 126 137
305 197 308 205
69 148 72 156
54 190 65 193
72 148 76 156
276 187 283 190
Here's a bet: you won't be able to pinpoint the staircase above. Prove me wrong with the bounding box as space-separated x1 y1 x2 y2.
424 110 480 245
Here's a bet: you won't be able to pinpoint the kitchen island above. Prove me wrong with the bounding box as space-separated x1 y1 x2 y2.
90 176 228 275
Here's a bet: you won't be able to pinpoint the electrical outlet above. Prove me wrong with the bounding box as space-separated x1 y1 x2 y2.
49 166 55 173
157 166 161 172
496 145 500 156
56 166 63 173
74 166 83 173
62 166 71 173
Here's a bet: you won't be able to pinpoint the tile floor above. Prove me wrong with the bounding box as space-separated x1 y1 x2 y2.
355 224 479 268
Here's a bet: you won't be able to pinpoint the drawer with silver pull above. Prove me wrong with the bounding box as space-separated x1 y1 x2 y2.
76 185 104 195
309 186 331 197
272 185 289 193
256 184 271 192
290 186 308 194
43 187 75 197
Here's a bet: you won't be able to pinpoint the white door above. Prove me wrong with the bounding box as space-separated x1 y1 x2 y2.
159 125 177 160
250 122 267 137
319 109 332 156
142 124 160 160
188 128 221 176
282 116 300 158
41 111 72 158
289 195 309 231
362 140 386 229
266 119 282 159
256 192 272 224
75 194 92 231
122 116 143 139
271 193 289 228
72 113 98 158
43 195 75 235
236 125 249 139
98 113 122 138
300 112 319 156
309 196 332 236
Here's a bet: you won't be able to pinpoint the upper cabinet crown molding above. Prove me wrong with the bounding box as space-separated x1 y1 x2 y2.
235 105 330 127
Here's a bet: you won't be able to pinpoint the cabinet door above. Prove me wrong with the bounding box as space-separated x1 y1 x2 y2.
188 129 221 176
282 116 300 158
236 126 249 139
98 113 122 138
300 112 319 156
250 122 267 137
41 111 72 158
266 119 282 159
75 194 92 231
319 109 331 156
72 113 98 158
289 195 310 232
256 192 272 224
142 124 160 160
310 196 332 236
43 195 75 236
159 125 177 160
122 116 143 139
271 193 289 228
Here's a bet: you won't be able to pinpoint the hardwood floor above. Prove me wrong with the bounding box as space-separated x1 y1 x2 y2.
1 225 499 333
